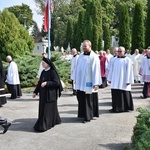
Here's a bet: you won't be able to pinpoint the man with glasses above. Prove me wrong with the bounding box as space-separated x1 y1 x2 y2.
107 46 134 113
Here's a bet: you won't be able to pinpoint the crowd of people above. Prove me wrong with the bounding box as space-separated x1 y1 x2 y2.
70 41 150 119
1 39 150 133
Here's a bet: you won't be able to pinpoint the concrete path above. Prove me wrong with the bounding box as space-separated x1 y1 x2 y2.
0 84 150 150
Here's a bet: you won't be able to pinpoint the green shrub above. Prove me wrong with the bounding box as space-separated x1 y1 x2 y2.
134 130 150 150
127 108 150 150
3 52 71 88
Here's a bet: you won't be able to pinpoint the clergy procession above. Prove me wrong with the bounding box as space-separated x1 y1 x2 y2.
0 40 150 135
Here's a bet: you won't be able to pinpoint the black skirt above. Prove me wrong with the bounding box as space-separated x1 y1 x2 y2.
77 90 93 121
34 100 61 132
111 89 134 112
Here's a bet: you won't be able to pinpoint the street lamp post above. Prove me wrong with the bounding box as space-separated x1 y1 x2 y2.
42 44 46 53
22 16 27 28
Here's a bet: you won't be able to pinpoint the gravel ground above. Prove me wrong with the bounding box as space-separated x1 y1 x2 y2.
0 83 150 150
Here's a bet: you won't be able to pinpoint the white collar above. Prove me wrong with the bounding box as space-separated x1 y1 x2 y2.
44 67 50 71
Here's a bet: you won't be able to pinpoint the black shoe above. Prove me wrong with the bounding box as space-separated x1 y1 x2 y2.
73 92 76 95
8 97 16 99
2 122 11 134
140 95 147 99
82 120 90 123
109 109 114 113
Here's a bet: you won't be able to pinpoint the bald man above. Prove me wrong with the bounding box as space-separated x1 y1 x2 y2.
70 48 79 95
131 49 141 83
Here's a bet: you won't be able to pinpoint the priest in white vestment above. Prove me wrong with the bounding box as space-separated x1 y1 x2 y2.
107 46 134 113
106 47 118 78
106 49 113 62
70 48 79 95
125 49 132 59
5 56 22 99
139 49 150 98
131 49 141 83
138 50 146 84
75 40 102 123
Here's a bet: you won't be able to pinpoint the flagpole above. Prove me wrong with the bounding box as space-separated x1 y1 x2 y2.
48 0 51 59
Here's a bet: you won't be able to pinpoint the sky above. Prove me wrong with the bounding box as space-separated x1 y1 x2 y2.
0 0 43 29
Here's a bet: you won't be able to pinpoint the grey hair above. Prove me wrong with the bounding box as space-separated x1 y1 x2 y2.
6 55 12 61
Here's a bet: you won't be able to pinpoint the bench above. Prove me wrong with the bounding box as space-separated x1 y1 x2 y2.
0 88 11 97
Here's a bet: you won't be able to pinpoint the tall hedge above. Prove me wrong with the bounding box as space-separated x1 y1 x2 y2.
66 19 74 48
145 2 150 48
83 0 93 41
76 10 85 51
131 1 144 53
119 3 131 49
83 0 102 51
91 0 102 50
103 24 111 51
72 20 78 49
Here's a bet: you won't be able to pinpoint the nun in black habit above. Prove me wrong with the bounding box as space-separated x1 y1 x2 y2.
0 58 7 106
32 57 63 132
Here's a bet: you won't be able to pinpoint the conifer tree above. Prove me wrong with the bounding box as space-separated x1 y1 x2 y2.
66 19 74 48
76 9 85 51
103 24 111 51
119 3 131 49
145 2 150 48
83 0 102 51
72 20 78 49
83 0 92 41
91 0 102 51
131 1 144 53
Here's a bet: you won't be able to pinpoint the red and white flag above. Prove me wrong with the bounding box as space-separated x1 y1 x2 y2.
44 0 52 32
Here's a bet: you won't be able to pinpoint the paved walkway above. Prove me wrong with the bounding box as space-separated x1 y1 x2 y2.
0 84 150 150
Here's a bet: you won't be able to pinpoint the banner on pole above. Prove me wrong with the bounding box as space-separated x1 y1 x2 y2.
44 0 52 32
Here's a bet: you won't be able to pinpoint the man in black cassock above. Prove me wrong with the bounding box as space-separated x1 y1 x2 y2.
0 58 7 106
139 49 150 98
32 57 63 132
75 40 102 123
5 56 22 99
107 46 134 113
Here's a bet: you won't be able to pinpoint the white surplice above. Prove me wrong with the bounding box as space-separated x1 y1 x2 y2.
131 53 141 81
106 56 117 78
125 53 132 60
107 57 134 91
6 61 20 84
75 50 102 94
71 55 79 80
106 53 113 62
139 57 150 82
